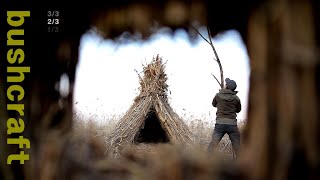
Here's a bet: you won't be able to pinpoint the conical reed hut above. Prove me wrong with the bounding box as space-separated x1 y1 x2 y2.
106 55 194 156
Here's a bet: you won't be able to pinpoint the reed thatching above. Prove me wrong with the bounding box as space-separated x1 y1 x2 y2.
105 55 194 156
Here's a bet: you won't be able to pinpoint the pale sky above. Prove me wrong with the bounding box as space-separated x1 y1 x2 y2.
73 28 250 125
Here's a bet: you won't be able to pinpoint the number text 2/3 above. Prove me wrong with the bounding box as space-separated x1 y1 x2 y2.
47 19 59 25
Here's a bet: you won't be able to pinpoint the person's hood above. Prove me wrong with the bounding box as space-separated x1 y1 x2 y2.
217 89 238 101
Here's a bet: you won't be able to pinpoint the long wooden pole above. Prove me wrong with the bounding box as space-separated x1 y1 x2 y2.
191 25 224 89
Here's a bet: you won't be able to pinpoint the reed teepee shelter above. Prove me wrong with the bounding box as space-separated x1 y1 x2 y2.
106 55 194 156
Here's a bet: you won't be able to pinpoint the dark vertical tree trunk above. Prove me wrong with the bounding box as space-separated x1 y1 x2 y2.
242 0 320 179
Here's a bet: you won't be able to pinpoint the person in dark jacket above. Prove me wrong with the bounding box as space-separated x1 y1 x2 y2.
208 78 241 157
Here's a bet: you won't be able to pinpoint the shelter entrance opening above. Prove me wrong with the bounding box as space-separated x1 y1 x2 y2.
135 108 169 144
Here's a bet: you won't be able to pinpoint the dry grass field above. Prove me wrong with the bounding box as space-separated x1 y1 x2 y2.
72 111 246 158
70 111 247 179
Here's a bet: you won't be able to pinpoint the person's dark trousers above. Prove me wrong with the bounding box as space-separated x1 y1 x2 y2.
208 123 240 157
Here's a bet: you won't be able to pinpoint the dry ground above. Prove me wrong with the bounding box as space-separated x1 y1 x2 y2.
31 112 247 179
72 112 246 159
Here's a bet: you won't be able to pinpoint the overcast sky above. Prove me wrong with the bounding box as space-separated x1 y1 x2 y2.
73 28 250 125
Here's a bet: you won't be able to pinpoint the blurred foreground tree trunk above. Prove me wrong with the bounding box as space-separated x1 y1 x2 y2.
241 0 320 179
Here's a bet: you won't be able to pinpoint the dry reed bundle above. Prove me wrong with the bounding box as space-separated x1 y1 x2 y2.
135 54 168 102
105 55 194 157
